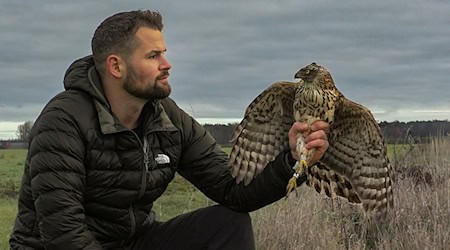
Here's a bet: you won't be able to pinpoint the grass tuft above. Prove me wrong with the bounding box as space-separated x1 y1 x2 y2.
252 135 450 249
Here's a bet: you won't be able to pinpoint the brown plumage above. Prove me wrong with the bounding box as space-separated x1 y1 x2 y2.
228 62 394 215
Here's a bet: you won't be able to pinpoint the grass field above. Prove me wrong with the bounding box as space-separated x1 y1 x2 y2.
252 136 449 249
1 138 449 249
0 149 26 248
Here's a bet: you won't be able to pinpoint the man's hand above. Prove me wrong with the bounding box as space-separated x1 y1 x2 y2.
288 121 329 165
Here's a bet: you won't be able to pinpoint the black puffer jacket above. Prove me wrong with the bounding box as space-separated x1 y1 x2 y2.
10 56 296 249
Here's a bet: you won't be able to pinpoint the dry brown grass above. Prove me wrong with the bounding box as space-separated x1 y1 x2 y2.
251 136 449 250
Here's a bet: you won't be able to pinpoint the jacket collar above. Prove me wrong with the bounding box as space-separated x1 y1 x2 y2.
83 59 177 135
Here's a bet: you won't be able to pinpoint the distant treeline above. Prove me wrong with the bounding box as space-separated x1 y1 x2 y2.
379 120 450 143
2 120 448 149
204 123 239 147
204 120 450 145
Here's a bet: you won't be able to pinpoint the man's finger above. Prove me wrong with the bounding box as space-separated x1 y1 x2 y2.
288 122 308 137
305 130 327 144
308 139 329 164
310 120 329 132
305 138 328 150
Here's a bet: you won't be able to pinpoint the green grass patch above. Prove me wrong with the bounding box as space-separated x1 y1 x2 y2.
386 143 414 159
0 198 17 249
153 177 213 221
0 149 26 190
152 174 213 221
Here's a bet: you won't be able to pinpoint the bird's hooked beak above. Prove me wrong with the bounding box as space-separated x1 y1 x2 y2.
294 77 304 84
294 72 302 81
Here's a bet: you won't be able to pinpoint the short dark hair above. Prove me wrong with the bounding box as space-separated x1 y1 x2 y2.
91 10 164 74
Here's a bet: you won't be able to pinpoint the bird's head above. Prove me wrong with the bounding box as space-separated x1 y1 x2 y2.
294 62 335 89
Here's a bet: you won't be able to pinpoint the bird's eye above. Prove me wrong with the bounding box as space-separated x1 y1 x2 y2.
305 69 310 75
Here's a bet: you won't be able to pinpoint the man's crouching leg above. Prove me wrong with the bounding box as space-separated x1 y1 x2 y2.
127 205 255 250
205 205 255 250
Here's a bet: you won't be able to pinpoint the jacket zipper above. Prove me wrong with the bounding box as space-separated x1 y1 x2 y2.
128 130 150 239
127 125 176 239
138 136 150 199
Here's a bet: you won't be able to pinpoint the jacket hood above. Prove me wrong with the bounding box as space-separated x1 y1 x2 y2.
63 55 110 108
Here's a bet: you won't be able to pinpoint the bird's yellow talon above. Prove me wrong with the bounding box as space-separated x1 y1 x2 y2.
286 159 309 198
299 159 308 169
286 176 298 198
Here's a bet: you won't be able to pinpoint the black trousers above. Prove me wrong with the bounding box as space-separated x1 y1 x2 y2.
126 205 255 250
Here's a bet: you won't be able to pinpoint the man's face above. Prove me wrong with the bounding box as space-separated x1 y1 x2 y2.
123 27 172 100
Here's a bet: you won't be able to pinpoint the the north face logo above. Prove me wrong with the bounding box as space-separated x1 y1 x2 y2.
155 154 170 164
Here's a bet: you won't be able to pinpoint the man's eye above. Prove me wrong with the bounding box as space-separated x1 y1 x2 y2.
149 55 157 59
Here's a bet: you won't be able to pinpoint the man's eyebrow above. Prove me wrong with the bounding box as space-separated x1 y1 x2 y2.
146 49 167 56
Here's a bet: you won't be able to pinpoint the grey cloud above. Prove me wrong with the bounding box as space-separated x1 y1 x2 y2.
0 0 449 129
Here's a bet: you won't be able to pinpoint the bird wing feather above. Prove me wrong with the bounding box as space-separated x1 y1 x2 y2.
310 95 394 212
228 81 297 185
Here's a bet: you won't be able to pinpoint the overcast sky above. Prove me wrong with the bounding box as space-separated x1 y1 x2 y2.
1 0 449 139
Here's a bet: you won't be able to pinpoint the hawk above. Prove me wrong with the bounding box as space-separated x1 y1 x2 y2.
228 62 394 215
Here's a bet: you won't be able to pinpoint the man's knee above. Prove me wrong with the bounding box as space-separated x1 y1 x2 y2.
209 205 253 229
228 209 252 228
207 206 255 249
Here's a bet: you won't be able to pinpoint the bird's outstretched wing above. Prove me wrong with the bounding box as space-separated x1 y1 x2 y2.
228 81 297 185
308 95 394 213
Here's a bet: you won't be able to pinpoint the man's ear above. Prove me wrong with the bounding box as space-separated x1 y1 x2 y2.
106 55 124 79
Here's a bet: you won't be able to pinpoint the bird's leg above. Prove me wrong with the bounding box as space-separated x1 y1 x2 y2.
285 156 308 198
286 134 309 198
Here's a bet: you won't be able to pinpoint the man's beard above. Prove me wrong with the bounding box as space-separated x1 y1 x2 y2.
123 67 171 100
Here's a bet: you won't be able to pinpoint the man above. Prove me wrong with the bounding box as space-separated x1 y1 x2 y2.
10 10 329 249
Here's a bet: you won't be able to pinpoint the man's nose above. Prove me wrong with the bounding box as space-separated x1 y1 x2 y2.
159 54 172 71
